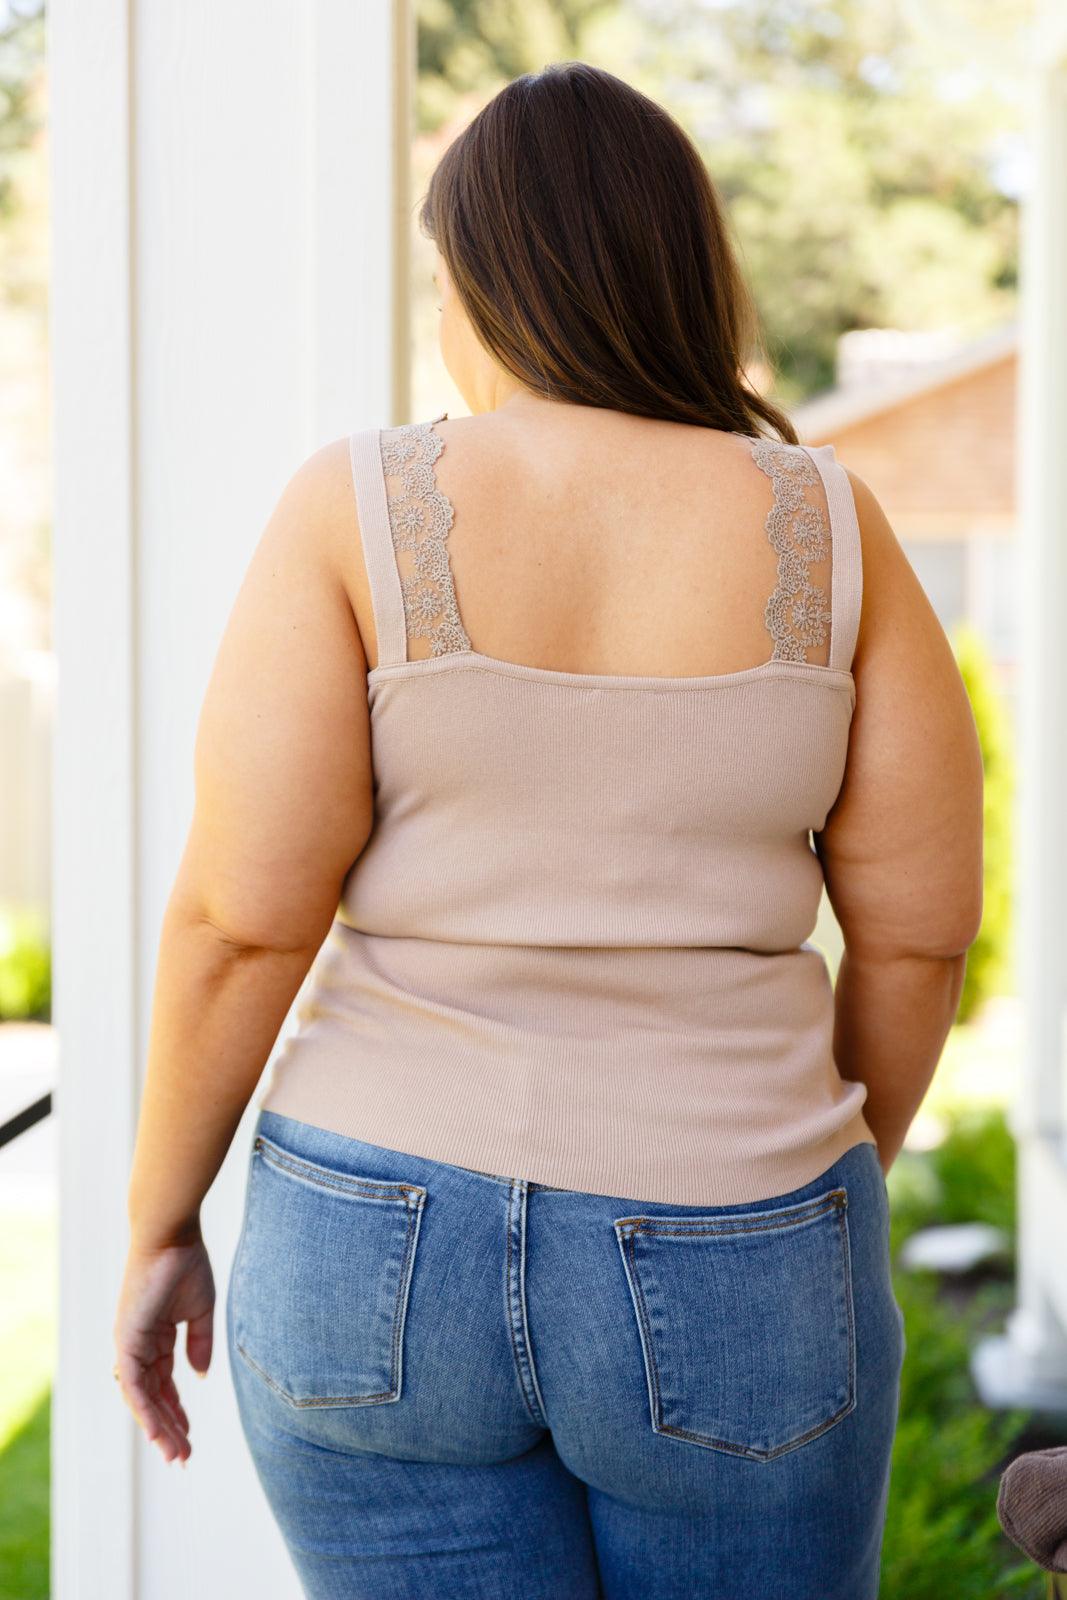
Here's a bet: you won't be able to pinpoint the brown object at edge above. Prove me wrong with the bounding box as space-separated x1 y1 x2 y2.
996 1445 1067 1575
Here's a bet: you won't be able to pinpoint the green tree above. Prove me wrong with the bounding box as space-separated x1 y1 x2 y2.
417 0 616 129
952 623 1015 1022
0 0 45 224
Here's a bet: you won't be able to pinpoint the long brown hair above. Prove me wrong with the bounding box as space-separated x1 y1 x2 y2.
419 61 797 444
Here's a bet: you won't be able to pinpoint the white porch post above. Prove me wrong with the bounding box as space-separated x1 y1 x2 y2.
972 3 1067 1414
49 3 415 1594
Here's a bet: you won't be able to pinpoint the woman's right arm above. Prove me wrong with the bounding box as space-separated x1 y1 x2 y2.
814 467 986 1176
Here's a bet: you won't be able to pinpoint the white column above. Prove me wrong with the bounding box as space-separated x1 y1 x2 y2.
49 3 414 1594
972 8 1067 1415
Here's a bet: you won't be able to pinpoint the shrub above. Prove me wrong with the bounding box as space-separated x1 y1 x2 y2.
882 1273 1040 1598
0 903 51 1022
881 1104 1041 1597
951 623 1015 1024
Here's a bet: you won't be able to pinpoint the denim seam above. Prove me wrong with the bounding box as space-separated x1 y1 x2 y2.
840 1203 859 1414
227 1137 261 1365
504 1179 549 1428
389 1190 426 1404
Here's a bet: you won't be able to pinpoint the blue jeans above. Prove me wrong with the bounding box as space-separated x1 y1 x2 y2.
227 1108 905 1599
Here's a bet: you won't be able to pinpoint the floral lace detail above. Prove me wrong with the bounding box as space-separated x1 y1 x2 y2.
747 437 832 664
380 418 473 659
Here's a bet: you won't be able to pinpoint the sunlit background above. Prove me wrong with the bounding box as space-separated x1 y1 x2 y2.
0 1 1055 1594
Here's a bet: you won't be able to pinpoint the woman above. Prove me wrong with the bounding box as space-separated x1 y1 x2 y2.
113 60 983 1599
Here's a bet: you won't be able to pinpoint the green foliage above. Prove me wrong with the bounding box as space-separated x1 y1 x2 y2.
0 903 50 1021
951 623 1016 1023
929 1102 1018 1235
0 1390 49 1600
416 0 614 129
882 1105 1042 1598
883 1274 1040 1598
0 0 45 220
888 1103 1017 1255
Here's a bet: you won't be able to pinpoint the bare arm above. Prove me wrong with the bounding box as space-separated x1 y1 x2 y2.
815 467 985 1174
125 436 375 1251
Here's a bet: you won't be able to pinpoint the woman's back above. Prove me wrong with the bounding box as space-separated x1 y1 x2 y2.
257 399 877 1205
349 398 839 680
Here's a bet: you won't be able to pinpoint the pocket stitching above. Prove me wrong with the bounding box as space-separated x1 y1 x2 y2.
233 1141 427 1408
253 1134 427 1205
234 1339 403 1408
614 1188 857 1461
615 1186 847 1239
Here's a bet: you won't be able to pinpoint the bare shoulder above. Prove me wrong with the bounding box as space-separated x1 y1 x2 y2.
276 435 359 561
269 433 377 666
839 461 951 679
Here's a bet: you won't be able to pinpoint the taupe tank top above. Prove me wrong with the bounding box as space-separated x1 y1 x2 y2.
257 411 877 1206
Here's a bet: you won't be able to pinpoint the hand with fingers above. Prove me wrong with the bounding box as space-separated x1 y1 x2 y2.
112 1233 215 1466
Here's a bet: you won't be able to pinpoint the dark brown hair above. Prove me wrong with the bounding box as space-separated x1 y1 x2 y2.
419 61 797 444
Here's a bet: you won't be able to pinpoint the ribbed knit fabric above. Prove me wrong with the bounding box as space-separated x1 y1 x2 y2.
257 412 878 1206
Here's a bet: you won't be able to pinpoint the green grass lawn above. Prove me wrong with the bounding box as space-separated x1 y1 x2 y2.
0 1392 49 1600
0 1197 54 1600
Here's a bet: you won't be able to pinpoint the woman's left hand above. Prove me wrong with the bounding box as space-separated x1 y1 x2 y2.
113 1235 215 1465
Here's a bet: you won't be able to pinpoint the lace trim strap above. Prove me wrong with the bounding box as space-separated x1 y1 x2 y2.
746 436 832 666
349 413 472 670
745 436 861 673
378 413 472 665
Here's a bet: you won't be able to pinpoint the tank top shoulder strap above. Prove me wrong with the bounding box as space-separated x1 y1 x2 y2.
349 424 409 668
349 410 472 670
744 432 862 675
799 442 862 674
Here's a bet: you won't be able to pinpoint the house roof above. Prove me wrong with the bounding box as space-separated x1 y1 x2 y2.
792 320 1018 443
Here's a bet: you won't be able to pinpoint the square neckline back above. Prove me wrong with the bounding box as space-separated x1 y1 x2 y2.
366 647 855 695
357 412 861 696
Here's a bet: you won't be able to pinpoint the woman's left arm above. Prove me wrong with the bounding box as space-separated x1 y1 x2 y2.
113 437 374 1465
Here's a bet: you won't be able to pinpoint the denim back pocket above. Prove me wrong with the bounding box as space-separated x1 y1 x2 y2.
231 1133 426 1408
614 1185 855 1461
